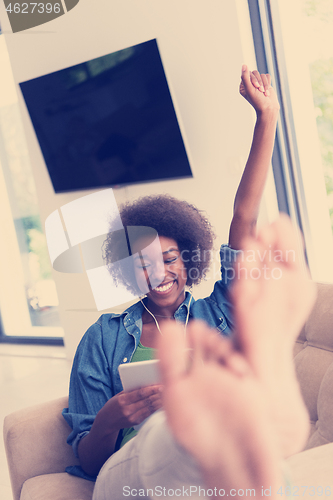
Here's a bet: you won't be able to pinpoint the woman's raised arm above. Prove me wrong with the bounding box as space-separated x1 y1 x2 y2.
228 65 280 250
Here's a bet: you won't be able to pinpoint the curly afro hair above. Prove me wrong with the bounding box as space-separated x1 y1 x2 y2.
103 194 216 295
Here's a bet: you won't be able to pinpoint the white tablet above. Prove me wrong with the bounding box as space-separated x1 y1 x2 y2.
118 359 161 392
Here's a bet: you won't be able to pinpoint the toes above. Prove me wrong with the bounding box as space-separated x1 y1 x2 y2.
187 321 218 368
255 215 308 277
213 335 233 364
185 321 236 370
231 235 267 305
202 329 233 365
225 350 252 377
256 223 275 250
260 215 304 268
270 216 317 309
271 215 304 269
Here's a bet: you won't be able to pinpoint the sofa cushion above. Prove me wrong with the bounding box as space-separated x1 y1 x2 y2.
294 283 333 448
286 443 333 497
20 473 94 500
306 361 333 448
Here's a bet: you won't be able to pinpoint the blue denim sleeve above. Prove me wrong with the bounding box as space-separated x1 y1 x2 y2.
205 244 242 335
62 319 114 458
219 244 242 288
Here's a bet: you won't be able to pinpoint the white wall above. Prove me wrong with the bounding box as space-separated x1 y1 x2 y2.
0 0 267 358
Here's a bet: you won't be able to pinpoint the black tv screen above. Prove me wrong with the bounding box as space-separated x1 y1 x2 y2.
19 39 193 193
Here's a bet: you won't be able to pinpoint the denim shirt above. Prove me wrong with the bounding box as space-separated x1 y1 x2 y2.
62 244 239 480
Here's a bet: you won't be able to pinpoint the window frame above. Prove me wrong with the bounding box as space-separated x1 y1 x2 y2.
247 0 312 266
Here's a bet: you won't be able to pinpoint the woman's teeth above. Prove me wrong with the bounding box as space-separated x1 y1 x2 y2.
155 281 174 292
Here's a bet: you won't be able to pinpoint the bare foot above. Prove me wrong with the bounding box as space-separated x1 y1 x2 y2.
231 215 316 457
158 320 282 497
158 216 316 495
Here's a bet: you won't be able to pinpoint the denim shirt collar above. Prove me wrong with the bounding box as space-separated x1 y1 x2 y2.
117 290 194 328
174 291 194 321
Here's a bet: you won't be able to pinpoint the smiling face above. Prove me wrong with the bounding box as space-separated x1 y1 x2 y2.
132 235 188 313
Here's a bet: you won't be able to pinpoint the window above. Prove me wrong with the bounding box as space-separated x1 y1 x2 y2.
0 34 63 344
248 0 333 283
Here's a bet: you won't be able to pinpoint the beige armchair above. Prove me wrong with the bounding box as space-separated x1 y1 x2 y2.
4 283 333 500
3 397 94 500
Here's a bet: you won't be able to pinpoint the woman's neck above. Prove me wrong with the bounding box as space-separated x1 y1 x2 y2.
143 295 186 320
144 302 177 319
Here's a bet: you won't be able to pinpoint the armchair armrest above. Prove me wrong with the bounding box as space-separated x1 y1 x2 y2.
3 396 79 500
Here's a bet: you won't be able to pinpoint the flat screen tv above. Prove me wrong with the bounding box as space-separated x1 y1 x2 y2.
19 39 193 193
